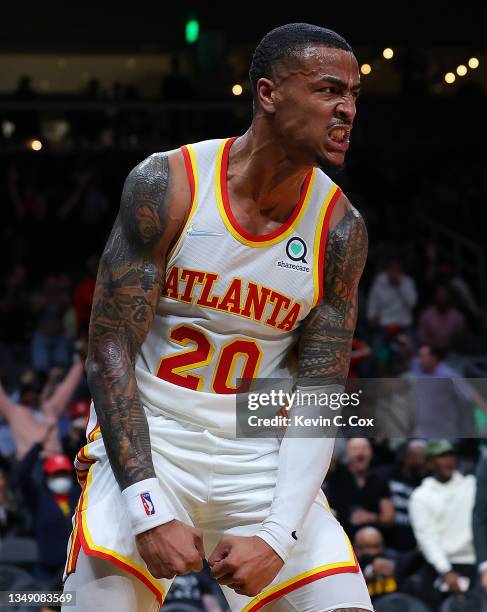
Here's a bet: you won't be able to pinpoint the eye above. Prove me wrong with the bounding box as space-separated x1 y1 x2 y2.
316 86 336 94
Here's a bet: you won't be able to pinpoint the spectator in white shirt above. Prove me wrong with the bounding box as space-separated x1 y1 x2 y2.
409 440 476 608
367 258 418 329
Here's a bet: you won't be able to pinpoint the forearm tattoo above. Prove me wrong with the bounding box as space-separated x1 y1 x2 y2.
86 154 169 490
298 206 368 385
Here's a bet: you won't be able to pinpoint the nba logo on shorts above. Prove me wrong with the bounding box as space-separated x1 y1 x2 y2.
140 492 155 516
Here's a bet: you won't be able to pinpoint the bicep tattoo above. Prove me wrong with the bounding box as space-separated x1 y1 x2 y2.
298 206 368 384
86 153 170 489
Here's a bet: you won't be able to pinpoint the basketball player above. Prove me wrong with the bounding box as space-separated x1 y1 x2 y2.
62 23 372 612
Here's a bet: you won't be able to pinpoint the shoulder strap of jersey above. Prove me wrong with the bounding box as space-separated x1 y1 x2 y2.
166 139 226 261
166 143 199 260
311 177 342 307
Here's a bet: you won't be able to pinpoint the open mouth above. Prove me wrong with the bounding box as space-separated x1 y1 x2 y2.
328 126 350 143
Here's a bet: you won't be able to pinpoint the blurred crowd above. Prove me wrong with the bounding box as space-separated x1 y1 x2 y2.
1 106 487 611
324 437 487 612
0 64 248 151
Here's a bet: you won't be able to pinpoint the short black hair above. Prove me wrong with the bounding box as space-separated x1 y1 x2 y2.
249 23 353 94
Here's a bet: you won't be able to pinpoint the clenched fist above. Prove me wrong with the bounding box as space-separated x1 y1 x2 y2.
136 519 205 579
209 535 284 597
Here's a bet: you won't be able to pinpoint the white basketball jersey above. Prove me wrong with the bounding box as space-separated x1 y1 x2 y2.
135 137 341 433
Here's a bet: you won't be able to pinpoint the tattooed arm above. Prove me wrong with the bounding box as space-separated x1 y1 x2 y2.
86 152 205 579
86 153 172 490
298 194 368 385
259 194 367 547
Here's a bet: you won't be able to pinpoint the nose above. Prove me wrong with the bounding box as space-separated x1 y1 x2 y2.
336 94 356 123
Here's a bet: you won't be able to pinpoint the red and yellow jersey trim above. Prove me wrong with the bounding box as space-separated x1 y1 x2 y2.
242 533 359 612
65 445 97 575
65 446 166 606
216 137 315 248
65 512 82 575
87 419 101 443
167 144 199 260
84 400 102 443
74 444 96 485
312 185 342 307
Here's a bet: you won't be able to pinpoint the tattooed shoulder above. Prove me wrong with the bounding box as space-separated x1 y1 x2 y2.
118 152 170 255
323 202 368 302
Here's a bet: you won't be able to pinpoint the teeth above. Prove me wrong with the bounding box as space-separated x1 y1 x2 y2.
330 128 346 140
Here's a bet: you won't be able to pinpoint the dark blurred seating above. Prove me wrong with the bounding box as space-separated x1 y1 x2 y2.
0 536 37 565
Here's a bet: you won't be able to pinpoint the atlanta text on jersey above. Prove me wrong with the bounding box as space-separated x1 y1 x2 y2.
162 265 302 331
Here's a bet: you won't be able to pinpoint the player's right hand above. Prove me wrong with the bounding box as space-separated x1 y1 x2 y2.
136 519 205 579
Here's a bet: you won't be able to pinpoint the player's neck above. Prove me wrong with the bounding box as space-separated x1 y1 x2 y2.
228 123 312 215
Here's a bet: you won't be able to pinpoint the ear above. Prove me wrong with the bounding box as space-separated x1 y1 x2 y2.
256 77 277 114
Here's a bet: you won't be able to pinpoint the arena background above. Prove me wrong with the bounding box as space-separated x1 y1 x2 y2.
0 3 486 611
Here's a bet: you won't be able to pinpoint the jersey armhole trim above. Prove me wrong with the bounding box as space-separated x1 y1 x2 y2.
166 144 199 261
311 184 342 307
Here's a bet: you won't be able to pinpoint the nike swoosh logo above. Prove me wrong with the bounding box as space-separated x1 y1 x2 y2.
186 225 224 237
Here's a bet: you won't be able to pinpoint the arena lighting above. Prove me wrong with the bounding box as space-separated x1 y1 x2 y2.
382 48 394 59
360 63 372 75
30 139 43 151
232 84 243 96
185 19 199 44
444 72 456 84
456 65 467 76
468 57 479 69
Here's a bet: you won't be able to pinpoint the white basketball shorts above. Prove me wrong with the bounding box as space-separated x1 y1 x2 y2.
62 405 372 611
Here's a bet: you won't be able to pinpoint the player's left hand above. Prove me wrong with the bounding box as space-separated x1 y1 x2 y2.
209 535 284 597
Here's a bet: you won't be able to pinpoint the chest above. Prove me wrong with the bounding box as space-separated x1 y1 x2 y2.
165 201 321 334
163 139 340 333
